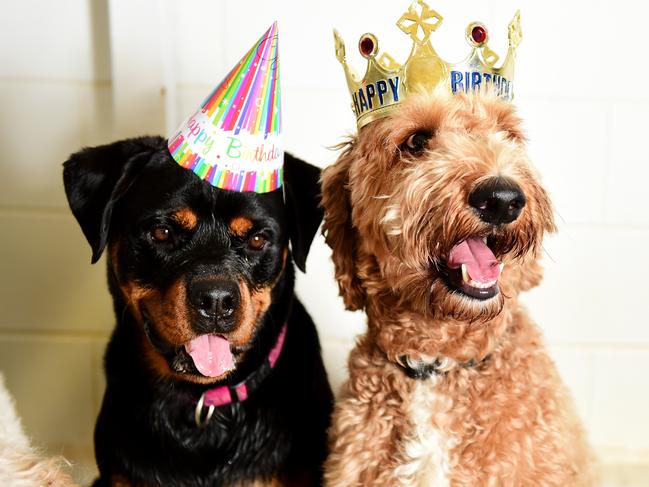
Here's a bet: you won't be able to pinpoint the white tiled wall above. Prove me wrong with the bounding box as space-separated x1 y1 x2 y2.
0 0 647 485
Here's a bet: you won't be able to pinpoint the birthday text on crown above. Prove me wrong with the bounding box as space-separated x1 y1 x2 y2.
352 71 512 119
351 77 400 118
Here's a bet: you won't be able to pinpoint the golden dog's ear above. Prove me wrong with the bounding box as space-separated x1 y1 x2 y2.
321 143 366 311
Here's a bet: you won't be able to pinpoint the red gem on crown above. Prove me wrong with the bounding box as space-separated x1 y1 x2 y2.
471 25 487 44
360 36 375 56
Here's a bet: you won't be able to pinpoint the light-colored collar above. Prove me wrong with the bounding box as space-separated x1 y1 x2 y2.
396 354 488 380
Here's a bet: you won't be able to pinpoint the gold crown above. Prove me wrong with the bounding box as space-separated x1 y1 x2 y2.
334 0 522 128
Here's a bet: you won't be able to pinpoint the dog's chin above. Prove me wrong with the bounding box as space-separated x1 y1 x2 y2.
431 264 505 322
441 266 500 301
430 278 505 322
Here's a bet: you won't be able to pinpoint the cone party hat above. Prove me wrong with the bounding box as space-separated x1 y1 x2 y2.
168 22 282 193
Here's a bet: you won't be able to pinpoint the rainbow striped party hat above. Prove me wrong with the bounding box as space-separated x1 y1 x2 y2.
168 22 282 193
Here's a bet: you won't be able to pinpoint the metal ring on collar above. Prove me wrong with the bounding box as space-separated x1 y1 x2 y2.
194 392 215 427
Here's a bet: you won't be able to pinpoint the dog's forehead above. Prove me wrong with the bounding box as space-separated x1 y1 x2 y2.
123 154 285 221
391 92 522 135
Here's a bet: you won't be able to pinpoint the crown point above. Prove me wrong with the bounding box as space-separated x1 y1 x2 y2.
359 33 378 58
471 25 487 44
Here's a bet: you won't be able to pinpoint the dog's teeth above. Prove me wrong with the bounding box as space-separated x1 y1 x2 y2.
500 263 505 272
461 264 470 283
482 237 488 244
467 279 498 289
462 263 498 289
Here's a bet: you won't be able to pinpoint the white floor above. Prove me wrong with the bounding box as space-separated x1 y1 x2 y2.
64 456 649 486
599 465 649 487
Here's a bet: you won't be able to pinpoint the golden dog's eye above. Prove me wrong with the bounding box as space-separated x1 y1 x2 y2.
248 234 268 251
150 225 172 242
404 131 432 153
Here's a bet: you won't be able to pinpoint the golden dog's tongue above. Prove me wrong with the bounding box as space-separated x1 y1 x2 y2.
448 238 501 283
185 335 234 378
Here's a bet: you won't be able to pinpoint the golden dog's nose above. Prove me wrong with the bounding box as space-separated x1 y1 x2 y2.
469 177 526 225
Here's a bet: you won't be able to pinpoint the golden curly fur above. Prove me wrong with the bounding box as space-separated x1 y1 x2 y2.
321 88 595 486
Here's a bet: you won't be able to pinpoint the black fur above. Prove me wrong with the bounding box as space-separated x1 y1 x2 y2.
63 136 333 486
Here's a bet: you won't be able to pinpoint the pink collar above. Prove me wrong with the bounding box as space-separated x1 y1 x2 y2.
194 323 287 426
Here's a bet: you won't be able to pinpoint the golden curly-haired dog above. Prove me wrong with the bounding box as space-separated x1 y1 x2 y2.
321 88 595 486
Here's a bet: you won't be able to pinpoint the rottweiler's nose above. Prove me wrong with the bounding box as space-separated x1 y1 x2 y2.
469 177 526 225
189 280 240 331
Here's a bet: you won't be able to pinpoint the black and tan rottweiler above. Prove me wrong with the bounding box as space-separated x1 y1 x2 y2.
63 136 333 487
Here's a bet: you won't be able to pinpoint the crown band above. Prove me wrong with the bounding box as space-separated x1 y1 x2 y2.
352 76 401 123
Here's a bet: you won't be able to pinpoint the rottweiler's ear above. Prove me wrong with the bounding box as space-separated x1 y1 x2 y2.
283 153 324 272
62 136 162 264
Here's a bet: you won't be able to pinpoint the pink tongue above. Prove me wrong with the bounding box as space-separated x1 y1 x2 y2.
184 335 234 378
447 238 501 283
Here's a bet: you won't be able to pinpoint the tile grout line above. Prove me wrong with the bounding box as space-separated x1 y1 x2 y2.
0 206 71 217
600 101 613 223
547 341 649 352
0 330 110 341
0 77 112 87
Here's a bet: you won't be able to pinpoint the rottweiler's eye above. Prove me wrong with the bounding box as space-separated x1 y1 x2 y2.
150 225 172 243
248 234 268 251
403 131 432 153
